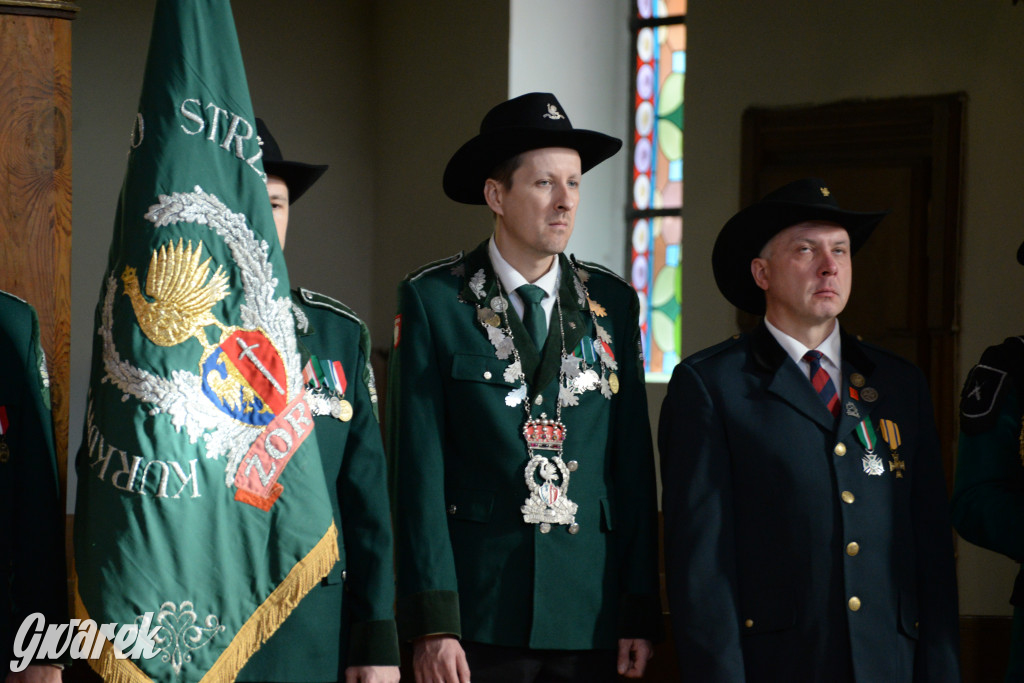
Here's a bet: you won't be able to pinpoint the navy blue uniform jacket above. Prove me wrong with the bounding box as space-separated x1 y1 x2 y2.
659 323 960 682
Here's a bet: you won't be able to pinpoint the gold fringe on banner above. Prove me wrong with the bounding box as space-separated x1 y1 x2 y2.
77 521 339 683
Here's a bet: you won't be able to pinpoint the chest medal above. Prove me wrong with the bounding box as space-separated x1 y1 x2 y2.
473 265 614 534
856 417 885 476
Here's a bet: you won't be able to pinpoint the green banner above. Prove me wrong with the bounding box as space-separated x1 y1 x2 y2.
73 1 336 681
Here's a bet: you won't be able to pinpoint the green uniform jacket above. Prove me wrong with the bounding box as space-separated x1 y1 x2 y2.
387 240 661 651
0 291 66 669
238 289 398 681
953 336 1024 682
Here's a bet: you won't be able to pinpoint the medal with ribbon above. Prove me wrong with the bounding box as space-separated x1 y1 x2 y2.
879 419 905 478
856 417 885 476
303 356 353 422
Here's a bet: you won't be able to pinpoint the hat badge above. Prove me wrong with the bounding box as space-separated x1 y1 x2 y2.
820 186 830 197
543 103 565 120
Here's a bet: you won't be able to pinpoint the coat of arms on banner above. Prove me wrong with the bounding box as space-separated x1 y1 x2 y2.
98 186 310 506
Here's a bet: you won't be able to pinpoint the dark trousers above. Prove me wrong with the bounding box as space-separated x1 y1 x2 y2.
462 641 619 683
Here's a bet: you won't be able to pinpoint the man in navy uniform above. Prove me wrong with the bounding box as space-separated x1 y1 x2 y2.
1 292 66 683
387 93 661 683
236 120 399 683
952 238 1024 682
659 178 961 681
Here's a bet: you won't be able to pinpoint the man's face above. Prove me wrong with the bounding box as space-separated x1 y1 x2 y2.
751 221 852 330
486 147 581 267
266 174 290 248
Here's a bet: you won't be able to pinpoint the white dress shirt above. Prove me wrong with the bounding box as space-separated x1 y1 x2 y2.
764 317 843 391
488 236 560 336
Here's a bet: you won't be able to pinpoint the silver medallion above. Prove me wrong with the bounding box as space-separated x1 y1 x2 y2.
490 296 509 313
572 368 601 394
521 415 578 532
862 452 885 476
521 455 578 529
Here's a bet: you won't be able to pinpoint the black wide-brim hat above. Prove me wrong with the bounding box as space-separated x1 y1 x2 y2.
712 178 889 315
256 118 328 204
443 92 622 204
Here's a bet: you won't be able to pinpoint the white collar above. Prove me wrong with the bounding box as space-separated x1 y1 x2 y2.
488 236 560 298
764 317 842 373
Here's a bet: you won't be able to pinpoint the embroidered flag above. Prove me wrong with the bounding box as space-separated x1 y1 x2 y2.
73 2 336 681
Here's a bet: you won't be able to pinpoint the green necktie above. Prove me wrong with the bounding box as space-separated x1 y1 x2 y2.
517 284 548 350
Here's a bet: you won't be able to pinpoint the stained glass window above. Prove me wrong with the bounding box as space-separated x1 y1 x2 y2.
629 0 685 381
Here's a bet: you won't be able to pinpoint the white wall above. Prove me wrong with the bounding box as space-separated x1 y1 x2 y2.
509 0 630 274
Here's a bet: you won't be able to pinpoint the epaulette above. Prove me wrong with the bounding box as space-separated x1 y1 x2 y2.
686 334 744 365
960 336 1024 435
405 251 464 282
298 287 362 325
0 289 30 307
570 255 630 288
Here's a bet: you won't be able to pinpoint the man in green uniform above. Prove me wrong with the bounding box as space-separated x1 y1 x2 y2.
387 93 661 683
1 291 66 683
659 178 961 681
953 239 1024 682
237 120 399 683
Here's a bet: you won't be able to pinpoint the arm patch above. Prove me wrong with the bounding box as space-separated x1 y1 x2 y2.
960 336 1024 435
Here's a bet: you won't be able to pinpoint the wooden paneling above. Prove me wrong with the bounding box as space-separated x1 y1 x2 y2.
0 7 75 514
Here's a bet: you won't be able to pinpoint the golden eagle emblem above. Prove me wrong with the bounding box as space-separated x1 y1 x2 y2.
122 238 230 347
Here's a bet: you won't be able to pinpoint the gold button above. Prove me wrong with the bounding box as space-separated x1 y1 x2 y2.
841 491 855 504
848 596 861 611
846 542 860 556
834 442 847 456
744 619 754 628
447 504 457 515
483 371 492 380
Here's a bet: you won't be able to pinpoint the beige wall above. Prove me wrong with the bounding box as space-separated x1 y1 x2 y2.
368 1 509 338
69 0 1024 618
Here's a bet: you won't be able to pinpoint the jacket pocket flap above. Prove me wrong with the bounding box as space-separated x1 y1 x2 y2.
451 353 516 386
897 589 920 640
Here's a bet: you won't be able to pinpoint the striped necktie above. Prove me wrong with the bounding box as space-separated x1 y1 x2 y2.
804 350 840 417
516 284 548 350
